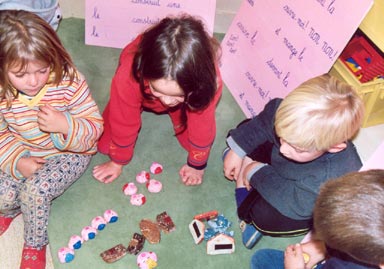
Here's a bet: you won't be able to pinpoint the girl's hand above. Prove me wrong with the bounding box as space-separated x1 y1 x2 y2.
223 149 242 181
179 164 204 186
37 104 69 135
284 244 306 269
17 156 46 178
92 161 123 184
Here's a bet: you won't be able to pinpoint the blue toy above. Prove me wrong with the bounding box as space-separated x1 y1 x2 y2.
204 214 234 241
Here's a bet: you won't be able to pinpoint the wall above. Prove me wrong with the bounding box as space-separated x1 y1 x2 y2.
59 0 242 33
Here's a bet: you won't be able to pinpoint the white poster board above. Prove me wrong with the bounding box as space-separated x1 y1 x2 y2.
85 0 216 49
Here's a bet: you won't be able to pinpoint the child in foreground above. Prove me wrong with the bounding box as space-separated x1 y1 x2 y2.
0 10 103 269
223 74 364 248
251 169 384 269
92 14 223 186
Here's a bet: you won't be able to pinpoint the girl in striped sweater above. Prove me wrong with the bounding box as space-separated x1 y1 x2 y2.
0 10 103 269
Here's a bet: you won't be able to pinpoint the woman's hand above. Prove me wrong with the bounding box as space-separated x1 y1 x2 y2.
37 104 69 135
93 161 123 184
179 164 204 185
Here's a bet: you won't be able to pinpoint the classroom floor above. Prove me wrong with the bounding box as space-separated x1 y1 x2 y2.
0 18 383 269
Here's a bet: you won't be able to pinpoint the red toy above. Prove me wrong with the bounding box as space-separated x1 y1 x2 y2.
194 210 219 221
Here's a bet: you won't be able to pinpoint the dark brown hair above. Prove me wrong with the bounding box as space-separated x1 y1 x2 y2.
314 169 384 266
132 14 220 113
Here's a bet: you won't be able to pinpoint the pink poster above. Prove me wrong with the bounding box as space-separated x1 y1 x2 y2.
220 0 373 117
85 0 216 49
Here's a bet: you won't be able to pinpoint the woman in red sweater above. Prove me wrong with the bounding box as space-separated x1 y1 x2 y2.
93 14 223 186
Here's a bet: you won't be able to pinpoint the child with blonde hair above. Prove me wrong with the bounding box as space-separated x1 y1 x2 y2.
223 74 364 249
0 10 103 269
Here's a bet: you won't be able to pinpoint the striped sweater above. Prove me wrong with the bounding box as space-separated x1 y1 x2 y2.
0 72 103 179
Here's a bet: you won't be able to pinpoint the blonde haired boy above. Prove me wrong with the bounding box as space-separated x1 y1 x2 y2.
223 74 364 249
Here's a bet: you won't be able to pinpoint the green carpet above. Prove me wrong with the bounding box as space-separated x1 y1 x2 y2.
48 18 303 269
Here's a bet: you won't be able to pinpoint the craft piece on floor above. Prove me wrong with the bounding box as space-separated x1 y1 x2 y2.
139 219 161 244
150 162 163 174
127 233 145 255
136 171 150 184
100 244 127 263
194 210 218 221
104 209 118 223
189 219 205 244
206 233 235 255
91 216 107 230
156 211 175 233
68 235 83 250
146 179 162 193
130 193 146 206
137 251 158 269
81 226 97 241
58 247 75 263
123 182 138 195
204 214 234 241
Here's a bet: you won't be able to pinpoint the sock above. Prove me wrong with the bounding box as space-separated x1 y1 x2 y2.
235 187 249 208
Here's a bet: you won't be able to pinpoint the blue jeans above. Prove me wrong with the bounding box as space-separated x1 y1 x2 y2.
250 249 326 269
250 249 284 269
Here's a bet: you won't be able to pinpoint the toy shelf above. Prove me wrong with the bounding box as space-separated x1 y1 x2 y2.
329 0 384 127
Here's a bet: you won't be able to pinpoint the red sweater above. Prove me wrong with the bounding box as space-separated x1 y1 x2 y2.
98 36 223 169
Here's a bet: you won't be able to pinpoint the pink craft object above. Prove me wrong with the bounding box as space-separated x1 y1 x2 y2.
136 171 150 184
130 193 146 206
103 209 118 223
122 182 138 195
58 247 75 263
137 251 158 269
81 226 97 241
91 216 107 230
150 162 163 174
146 179 162 193
68 235 83 250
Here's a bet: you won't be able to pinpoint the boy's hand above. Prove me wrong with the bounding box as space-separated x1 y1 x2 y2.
179 164 204 186
284 244 306 269
301 240 326 268
223 149 242 181
37 104 69 135
17 156 46 178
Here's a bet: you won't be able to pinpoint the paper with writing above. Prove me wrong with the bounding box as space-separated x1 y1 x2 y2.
85 0 216 49
220 0 373 117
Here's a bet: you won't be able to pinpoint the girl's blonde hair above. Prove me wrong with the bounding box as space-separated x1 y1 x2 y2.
275 74 364 151
0 10 77 106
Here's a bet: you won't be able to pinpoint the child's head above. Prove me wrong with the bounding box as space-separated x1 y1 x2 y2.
314 170 384 267
132 14 220 110
0 10 76 104
275 74 364 152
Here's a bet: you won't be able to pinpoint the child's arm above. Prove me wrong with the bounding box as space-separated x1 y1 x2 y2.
49 74 103 153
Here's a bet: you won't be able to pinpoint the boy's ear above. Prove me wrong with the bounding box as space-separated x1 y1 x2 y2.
327 142 347 153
